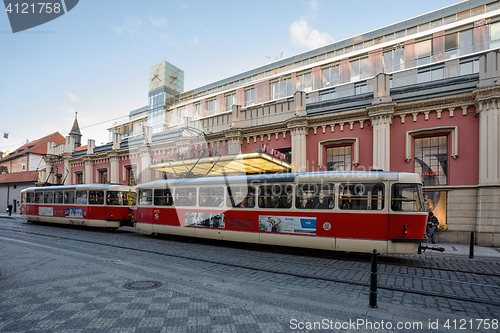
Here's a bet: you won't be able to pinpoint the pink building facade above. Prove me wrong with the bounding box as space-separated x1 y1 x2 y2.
44 1 500 246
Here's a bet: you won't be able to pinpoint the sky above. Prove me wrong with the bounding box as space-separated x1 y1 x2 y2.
0 0 462 153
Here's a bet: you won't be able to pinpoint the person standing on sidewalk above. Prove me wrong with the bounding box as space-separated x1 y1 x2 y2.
7 204 13 216
426 212 439 244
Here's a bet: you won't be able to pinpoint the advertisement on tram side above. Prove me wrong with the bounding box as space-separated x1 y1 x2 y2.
258 215 316 234
39 207 53 216
185 212 225 228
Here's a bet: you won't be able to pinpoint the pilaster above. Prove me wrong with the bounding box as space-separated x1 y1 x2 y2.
287 118 308 173
368 104 395 171
139 146 151 184
63 156 71 185
224 129 242 155
109 153 120 184
84 156 93 184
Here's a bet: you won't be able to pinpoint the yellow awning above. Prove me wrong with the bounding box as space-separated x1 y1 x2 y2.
150 151 291 177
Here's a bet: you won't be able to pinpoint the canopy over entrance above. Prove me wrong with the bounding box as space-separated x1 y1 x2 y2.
149 151 291 178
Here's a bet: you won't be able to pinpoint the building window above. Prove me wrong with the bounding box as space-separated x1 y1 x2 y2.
349 57 369 82
326 146 352 171
205 99 216 116
383 47 405 73
320 89 336 101
56 174 62 184
149 109 164 134
193 103 200 119
244 87 255 106
418 65 444 83
354 82 368 94
99 169 108 184
126 166 136 186
270 77 292 100
177 107 185 124
321 65 340 88
445 29 473 59
225 93 236 111
414 136 448 186
490 21 500 49
415 39 433 66
165 110 173 125
296 72 312 92
75 172 83 184
459 58 479 75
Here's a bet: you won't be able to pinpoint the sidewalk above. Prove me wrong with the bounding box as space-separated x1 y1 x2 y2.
0 212 21 219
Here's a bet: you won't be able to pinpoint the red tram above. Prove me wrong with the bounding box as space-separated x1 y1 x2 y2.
134 171 428 254
21 184 136 228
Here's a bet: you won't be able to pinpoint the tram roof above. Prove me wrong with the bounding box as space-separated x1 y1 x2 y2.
136 171 422 189
21 184 135 192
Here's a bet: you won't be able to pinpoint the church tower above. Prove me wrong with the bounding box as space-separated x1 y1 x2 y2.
69 112 82 149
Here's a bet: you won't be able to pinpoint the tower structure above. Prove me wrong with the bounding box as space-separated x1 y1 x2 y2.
69 112 82 149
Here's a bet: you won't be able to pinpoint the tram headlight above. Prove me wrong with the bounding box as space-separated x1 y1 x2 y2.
404 224 408 235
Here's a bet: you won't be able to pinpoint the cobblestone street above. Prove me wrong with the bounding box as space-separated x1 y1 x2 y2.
0 217 499 332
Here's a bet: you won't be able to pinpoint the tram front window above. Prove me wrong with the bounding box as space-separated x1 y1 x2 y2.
391 184 425 212
139 189 153 206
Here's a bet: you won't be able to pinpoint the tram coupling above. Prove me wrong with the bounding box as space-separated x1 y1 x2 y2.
417 244 445 253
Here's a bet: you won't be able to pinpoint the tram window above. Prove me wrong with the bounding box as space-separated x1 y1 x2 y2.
89 191 104 205
175 187 196 206
139 189 153 206
21 192 26 204
27 192 34 203
124 192 136 206
258 184 293 209
227 186 256 208
339 183 384 210
154 189 173 206
54 191 64 204
296 183 335 209
391 184 425 212
76 191 87 205
35 192 42 203
107 191 119 205
43 192 53 204
199 187 224 207
64 191 75 204
107 191 136 206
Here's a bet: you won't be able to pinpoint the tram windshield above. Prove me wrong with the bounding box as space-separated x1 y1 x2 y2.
391 184 425 212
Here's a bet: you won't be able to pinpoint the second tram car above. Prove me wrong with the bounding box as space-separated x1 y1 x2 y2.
21 184 136 228
133 171 428 254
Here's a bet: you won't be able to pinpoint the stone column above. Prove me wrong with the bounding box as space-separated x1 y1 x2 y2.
63 157 71 185
287 119 308 173
225 129 242 155
84 156 93 184
139 147 151 184
475 88 500 246
44 159 53 184
109 153 120 184
474 52 500 246
368 104 394 171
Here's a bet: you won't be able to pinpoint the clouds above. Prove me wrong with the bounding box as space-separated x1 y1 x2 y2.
289 19 333 49
67 93 81 102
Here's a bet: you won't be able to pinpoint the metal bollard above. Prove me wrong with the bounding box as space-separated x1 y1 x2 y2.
369 249 378 308
469 231 474 259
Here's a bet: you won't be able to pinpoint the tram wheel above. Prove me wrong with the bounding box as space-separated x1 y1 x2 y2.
320 249 341 257
270 245 288 253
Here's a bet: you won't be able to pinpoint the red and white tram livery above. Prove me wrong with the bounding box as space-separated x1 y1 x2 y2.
21 184 136 228
134 171 428 254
